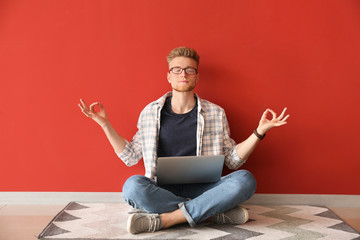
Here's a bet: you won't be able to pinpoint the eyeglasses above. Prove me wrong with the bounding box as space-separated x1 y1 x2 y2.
169 67 198 75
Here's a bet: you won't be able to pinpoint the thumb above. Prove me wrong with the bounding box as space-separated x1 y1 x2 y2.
89 102 99 112
260 109 269 121
98 102 105 110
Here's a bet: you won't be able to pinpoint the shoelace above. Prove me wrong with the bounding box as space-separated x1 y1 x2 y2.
216 212 233 224
147 214 160 232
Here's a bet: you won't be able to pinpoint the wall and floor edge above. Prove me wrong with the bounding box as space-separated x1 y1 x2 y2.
1 192 359 208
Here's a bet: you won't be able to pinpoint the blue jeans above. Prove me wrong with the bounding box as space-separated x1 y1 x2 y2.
122 170 256 227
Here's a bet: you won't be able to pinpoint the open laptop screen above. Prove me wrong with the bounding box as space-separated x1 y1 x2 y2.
156 155 225 185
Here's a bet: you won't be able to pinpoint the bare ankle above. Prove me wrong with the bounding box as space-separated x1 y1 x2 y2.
160 209 187 229
160 213 170 229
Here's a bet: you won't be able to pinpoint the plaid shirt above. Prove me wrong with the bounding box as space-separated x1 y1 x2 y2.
117 92 246 180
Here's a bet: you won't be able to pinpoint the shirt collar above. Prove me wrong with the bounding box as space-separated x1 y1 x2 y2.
155 92 206 113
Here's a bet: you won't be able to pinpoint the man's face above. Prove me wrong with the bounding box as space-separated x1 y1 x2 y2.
167 57 199 93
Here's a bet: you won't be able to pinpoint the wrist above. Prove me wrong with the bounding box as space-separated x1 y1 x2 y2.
256 127 266 136
254 128 266 140
101 120 111 130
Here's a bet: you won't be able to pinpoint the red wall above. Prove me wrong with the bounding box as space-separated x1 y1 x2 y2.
1 0 359 194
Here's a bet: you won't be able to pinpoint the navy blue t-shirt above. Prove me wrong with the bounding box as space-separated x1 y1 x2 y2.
157 96 197 157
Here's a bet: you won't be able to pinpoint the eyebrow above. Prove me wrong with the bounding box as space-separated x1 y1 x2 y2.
171 66 197 69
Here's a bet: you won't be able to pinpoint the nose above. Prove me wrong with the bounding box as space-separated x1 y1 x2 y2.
180 69 187 77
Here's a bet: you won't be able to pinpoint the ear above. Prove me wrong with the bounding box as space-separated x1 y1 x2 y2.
167 72 171 83
195 73 199 84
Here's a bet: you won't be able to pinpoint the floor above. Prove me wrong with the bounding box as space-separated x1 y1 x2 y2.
0 204 359 240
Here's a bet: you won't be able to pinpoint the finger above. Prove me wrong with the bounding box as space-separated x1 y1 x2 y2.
267 108 277 120
274 121 287 126
260 109 268 120
277 107 287 120
80 99 90 110
79 104 93 116
89 102 99 112
281 114 290 122
81 108 92 118
78 103 89 113
98 102 105 110
260 109 271 123
78 103 84 111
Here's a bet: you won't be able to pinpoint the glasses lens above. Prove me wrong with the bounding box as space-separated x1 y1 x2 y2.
171 67 182 74
170 67 197 74
185 68 197 75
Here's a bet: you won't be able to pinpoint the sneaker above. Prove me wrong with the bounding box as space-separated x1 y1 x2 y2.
127 213 162 234
212 206 249 225
128 207 148 214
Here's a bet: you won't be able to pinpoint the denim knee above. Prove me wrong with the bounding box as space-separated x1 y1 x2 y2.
122 175 150 202
228 170 257 200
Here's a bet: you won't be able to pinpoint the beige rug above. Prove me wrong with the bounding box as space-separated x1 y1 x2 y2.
38 202 360 239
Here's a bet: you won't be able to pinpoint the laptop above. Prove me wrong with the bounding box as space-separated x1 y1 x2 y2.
156 155 225 185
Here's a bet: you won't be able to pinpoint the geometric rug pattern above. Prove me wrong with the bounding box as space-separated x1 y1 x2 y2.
38 202 360 240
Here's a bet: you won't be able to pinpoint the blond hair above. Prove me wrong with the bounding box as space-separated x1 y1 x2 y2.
167 47 200 67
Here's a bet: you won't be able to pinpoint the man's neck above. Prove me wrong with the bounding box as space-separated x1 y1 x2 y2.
170 90 196 114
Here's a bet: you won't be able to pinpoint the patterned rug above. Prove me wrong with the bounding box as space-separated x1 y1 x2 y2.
38 202 360 240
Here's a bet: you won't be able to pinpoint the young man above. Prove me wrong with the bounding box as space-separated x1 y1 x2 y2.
79 47 289 234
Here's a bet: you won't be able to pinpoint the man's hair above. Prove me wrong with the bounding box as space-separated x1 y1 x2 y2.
167 47 200 67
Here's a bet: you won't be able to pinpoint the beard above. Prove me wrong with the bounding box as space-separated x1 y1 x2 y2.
172 83 196 93
171 77 197 93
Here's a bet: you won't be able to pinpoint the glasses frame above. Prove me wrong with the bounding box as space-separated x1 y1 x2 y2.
169 67 198 75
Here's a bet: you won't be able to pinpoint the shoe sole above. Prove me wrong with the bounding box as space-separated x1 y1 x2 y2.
127 213 137 234
242 207 249 224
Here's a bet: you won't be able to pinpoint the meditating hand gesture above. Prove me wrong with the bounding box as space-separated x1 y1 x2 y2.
78 99 109 129
256 108 290 135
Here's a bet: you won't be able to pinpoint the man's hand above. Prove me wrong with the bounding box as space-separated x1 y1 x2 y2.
78 99 126 154
78 99 109 128
256 108 290 135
